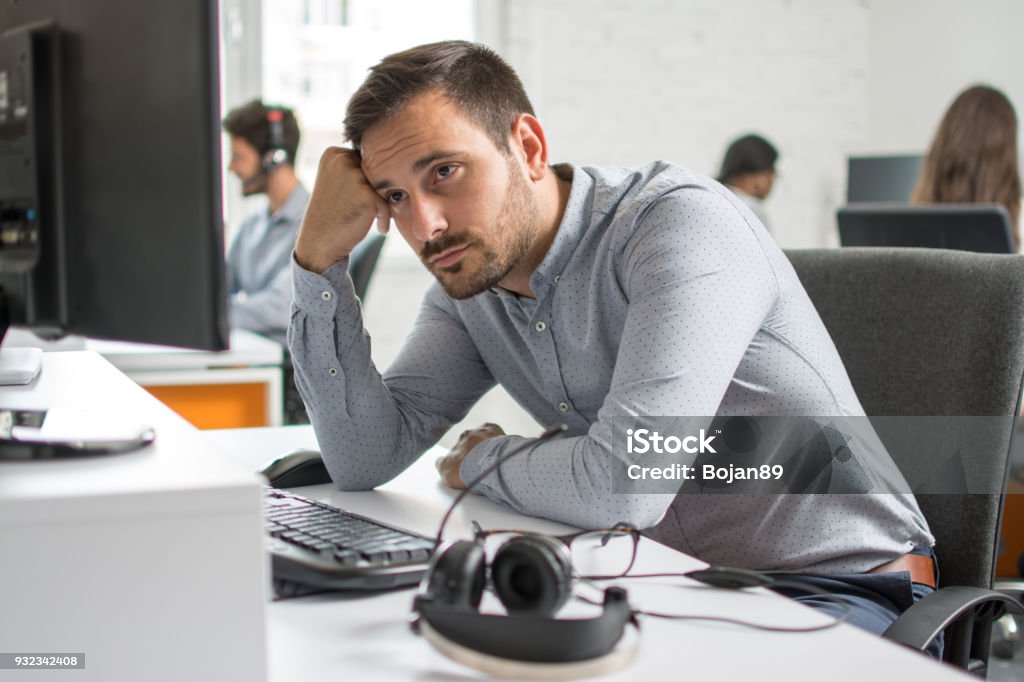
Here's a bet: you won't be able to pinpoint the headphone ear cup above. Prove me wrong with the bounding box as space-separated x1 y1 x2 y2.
422 540 487 610
491 535 573 616
262 148 287 172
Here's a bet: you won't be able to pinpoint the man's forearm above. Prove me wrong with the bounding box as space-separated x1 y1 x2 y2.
289 258 496 490
459 432 674 530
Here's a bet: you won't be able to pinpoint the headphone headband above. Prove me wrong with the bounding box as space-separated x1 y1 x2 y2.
413 586 633 663
263 106 288 171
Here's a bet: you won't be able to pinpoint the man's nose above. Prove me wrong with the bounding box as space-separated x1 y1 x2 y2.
408 195 448 243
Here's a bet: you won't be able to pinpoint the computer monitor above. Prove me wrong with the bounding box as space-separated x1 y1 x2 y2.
0 0 228 356
846 154 923 203
0 0 227 456
837 203 1015 254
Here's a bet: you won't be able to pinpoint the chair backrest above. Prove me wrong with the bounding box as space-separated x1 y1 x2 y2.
838 203 1014 254
786 248 1024 588
347 233 387 301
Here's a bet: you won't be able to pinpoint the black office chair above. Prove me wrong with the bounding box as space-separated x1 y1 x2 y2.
348 233 388 301
837 203 1015 254
786 247 1024 675
282 233 387 424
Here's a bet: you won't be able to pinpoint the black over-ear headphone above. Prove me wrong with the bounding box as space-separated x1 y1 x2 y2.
262 107 289 172
412 536 636 677
410 426 637 677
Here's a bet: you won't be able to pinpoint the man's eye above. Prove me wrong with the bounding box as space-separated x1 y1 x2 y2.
437 165 455 179
387 191 405 204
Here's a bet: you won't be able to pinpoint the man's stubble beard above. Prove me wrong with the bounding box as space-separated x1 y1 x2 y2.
430 163 540 300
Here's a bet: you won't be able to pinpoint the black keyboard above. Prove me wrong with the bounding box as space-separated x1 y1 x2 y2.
264 488 436 599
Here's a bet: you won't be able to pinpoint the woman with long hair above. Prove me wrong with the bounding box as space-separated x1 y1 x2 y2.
913 84 1021 250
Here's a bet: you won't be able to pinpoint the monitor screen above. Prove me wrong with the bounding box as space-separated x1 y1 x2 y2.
846 154 924 204
0 0 228 351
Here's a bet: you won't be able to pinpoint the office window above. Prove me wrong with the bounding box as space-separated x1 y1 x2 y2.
262 0 474 186
303 0 349 26
221 0 474 237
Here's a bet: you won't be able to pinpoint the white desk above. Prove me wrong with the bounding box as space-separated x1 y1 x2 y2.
208 426 970 682
87 329 284 428
3 329 285 428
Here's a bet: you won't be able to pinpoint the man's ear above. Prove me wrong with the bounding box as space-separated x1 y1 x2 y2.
510 114 549 181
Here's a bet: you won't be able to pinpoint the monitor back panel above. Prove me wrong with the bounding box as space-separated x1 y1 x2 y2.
837 204 1014 254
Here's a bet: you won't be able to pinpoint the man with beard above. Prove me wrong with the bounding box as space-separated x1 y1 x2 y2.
289 41 937 647
223 99 308 348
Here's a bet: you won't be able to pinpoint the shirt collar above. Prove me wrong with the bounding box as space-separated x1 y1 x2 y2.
526 163 593 298
269 183 310 225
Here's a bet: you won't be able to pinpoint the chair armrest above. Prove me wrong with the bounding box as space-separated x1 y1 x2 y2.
883 585 1023 652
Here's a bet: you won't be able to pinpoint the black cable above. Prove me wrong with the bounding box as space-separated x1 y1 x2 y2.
432 424 567 549
579 572 853 633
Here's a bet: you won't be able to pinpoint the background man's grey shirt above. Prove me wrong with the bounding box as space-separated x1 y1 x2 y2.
289 162 933 574
227 183 309 347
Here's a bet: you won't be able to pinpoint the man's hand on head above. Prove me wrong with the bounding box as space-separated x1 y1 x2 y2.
294 147 391 275
435 423 506 490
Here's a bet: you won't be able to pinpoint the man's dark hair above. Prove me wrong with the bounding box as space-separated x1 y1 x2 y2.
344 40 535 154
222 99 301 165
717 134 778 183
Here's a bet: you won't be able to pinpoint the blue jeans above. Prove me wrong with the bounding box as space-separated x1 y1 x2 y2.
767 550 943 659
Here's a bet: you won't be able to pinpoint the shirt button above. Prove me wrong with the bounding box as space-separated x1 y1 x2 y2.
321 291 333 301
328 368 338 377
535 321 547 332
554 275 561 283
558 402 569 413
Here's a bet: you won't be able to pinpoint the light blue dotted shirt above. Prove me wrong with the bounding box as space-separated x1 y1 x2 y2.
227 183 308 347
289 162 933 574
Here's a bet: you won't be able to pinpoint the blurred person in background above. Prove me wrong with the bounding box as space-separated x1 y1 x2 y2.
223 99 308 347
717 133 779 232
223 99 311 423
912 84 1021 251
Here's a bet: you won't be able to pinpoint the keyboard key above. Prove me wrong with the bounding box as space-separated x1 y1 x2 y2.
333 550 361 565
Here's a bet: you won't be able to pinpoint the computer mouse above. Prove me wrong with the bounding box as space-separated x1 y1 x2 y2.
259 449 334 488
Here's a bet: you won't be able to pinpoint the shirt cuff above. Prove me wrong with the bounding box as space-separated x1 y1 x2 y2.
458 435 518 493
458 441 489 488
291 252 353 319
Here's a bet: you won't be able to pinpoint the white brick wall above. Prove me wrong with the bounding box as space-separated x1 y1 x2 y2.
485 0 870 247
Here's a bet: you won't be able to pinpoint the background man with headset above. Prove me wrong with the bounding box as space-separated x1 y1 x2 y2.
222 99 308 349
288 41 937 650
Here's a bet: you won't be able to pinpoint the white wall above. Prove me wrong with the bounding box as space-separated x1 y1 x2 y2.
481 0 870 248
865 0 1024 155
479 0 1021 248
